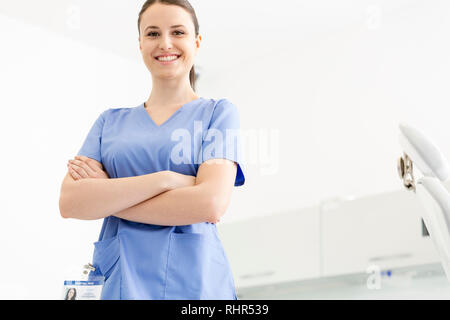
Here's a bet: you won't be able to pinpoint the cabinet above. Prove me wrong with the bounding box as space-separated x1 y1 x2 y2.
218 206 321 289
321 189 440 277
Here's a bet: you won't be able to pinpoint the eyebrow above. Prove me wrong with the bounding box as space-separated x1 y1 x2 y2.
144 25 186 32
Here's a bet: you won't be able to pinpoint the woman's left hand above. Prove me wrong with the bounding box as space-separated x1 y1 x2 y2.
67 156 110 180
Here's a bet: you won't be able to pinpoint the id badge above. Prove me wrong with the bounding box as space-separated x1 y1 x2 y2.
62 263 105 300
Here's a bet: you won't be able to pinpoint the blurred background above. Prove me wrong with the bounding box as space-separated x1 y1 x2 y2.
1 0 450 299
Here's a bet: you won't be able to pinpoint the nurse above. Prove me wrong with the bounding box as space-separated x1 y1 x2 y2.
60 0 245 299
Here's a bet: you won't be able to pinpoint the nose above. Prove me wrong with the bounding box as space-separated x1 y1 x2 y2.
158 33 173 51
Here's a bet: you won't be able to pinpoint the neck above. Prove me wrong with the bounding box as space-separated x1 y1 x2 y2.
146 75 199 108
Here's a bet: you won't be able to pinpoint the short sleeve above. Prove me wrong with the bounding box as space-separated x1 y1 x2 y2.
202 99 245 186
77 109 110 163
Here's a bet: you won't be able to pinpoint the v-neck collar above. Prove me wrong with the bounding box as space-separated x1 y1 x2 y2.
140 97 204 128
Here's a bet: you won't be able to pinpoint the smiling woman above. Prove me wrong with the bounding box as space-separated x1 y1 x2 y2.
60 0 246 301
138 0 201 91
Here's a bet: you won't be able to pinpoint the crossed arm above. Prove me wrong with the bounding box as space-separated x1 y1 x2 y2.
59 156 237 226
113 159 236 225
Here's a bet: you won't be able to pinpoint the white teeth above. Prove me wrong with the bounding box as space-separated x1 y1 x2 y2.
157 55 179 61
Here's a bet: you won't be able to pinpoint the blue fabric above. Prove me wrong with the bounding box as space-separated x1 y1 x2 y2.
79 98 244 300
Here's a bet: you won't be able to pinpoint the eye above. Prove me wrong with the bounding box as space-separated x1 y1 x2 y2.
147 31 185 37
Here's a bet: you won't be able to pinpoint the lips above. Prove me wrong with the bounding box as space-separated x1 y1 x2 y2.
155 54 181 59
154 55 182 66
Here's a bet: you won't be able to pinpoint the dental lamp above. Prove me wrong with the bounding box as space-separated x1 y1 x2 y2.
398 123 450 281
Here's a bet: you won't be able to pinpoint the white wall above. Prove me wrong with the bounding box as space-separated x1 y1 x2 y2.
1 0 449 299
220 0 450 219
0 14 148 299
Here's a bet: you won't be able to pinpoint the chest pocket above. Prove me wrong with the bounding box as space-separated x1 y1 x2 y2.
164 232 236 299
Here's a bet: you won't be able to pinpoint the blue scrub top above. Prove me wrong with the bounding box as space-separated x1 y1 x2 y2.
77 97 245 300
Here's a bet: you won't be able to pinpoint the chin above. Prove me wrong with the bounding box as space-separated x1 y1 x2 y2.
154 73 182 81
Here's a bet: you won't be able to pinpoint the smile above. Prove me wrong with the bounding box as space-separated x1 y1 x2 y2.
155 55 181 64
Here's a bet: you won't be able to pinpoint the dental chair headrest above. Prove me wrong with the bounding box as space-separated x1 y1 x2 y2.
399 123 450 181
416 176 450 280
419 176 450 223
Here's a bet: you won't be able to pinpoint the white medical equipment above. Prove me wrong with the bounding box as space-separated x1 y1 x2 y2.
398 123 450 281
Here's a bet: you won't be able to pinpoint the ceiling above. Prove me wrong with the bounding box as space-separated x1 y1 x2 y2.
0 0 418 73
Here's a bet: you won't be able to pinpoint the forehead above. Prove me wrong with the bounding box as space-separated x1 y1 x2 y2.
140 3 194 31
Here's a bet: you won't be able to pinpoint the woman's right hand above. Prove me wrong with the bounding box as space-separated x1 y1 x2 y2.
166 171 196 190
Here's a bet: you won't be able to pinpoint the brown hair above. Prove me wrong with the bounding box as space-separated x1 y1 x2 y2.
138 0 200 91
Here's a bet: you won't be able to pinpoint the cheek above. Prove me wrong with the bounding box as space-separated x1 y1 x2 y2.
180 47 195 62
140 40 154 53
140 47 156 64
140 44 151 56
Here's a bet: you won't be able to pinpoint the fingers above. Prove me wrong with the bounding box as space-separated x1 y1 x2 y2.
68 162 89 179
74 155 90 162
72 160 95 177
68 166 82 180
69 159 96 177
75 155 102 169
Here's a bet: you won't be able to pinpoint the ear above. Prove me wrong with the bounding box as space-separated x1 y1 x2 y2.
138 36 142 52
196 35 202 49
